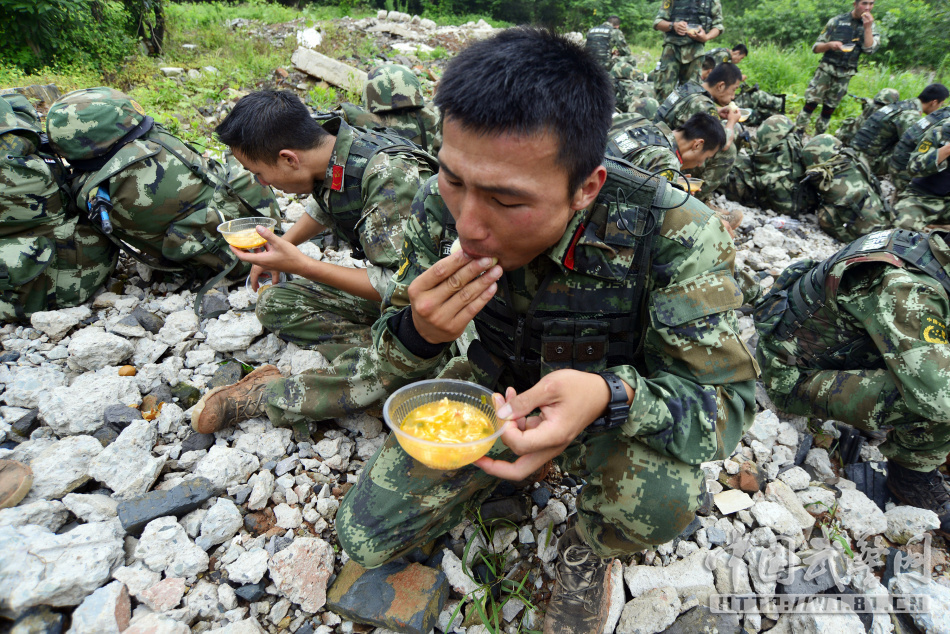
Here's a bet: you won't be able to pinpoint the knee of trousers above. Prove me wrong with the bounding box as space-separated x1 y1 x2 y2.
334 496 393 570
255 284 287 330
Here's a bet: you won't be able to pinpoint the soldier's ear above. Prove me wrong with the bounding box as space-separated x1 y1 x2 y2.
277 149 301 169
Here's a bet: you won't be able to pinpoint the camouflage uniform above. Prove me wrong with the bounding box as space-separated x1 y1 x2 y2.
800 134 892 243
723 115 807 216
835 88 899 146
734 85 786 127
705 47 732 66
653 0 725 101
893 119 950 230
0 94 116 321
606 112 682 181
796 13 881 134
339 64 442 154
656 81 737 201
889 105 950 192
334 167 758 567
586 22 633 71
754 229 950 471
851 98 921 177
257 117 435 350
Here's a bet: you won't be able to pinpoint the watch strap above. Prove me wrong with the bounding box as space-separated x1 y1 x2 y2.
589 371 630 431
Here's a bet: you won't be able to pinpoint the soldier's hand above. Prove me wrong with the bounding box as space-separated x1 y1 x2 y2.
474 370 621 481
829 41 845 51
230 226 305 277
673 21 689 36
247 264 282 292
406 250 502 344
862 12 874 27
690 27 707 42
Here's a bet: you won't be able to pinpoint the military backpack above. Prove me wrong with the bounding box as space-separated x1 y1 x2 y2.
851 99 919 154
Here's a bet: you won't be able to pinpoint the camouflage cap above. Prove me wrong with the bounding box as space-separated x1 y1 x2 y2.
46 87 148 161
611 59 641 81
629 97 660 121
0 94 42 141
756 115 795 153
801 133 841 168
873 88 900 106
363 64 424 113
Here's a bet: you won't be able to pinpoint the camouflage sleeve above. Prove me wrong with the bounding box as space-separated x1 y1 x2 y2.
358 151 433 298
906 123 950 178
814 17 835 48
632 146 682 181
710 0 724 33
835 267 950 423
611 28 632 57
368 175 452 380
654 0 672 26
614 195 759 464
862 23 881 54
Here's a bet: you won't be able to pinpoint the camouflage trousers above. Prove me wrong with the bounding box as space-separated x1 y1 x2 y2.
337 415 704 568
654 44 704 102
893 188 950 231
691 141 737 202
615 80 656 115
758 345 950 470
797 65 854 134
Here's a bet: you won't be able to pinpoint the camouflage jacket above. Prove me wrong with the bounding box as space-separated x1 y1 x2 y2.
339 101 442 154
606 113 681 180
655 0 724 50
368 174 758 465
657 82 720 129
907 120 950 197
813 13 881 78
307 118 435 298
755 231 950 424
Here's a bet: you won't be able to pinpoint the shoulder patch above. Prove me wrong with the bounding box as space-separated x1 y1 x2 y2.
922 315 948 344
918 139 933 153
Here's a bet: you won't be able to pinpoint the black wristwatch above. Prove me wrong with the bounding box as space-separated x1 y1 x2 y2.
588 372 630 432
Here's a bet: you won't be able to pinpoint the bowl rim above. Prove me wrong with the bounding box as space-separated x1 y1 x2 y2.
383 379 508 449
217 216 278 235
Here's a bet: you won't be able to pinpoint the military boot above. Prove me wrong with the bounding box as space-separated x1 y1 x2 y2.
886 461 950 538
795 109 811 133
0 460 33 509
191 365 282 434
815 117 831 135
542 525 613 634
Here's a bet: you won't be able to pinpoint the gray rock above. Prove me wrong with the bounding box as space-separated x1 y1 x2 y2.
764 481 816 532
10 408 40 438
159 66 183 77
624 550 715 599
804 448 836 483
133 338 169 366
268 537 335 612
208 360 243 388
225 548 269 585
30 307 89 340
88 420 166 500
38 367 142 436
193 445 260 489
68 580 131 633
158 310 199 346
891 573 950 634
787 607 868 633
616 586 680 634
180 432 215 453
884 506 941 545
183 579 220 619
335 411 383 438
116 476 217 535
134 516 210 577
124 612 190 634
9 606 66 633
746 409 779 449
204 314 263 352
196 498 243 550
777 466 812 491
131 307 164 334
0 366 68 408
660 605 741 634
0 521 124 616
247 470 275 511
156 402 184 435
67 329 135 371
0 499 69 530
111 564 161 599
234 429 292 463
23 435 102 502
93 426 120 447
62 493 119 523
836 487 887 537
108 314 148 338
103 404 143 429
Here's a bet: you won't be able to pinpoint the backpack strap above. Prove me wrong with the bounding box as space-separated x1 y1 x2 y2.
67 116 156 172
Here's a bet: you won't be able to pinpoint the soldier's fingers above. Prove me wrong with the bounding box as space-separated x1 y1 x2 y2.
474 448 558 482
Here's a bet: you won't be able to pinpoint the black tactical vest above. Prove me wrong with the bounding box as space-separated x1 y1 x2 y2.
606 113 675 164
656 81 708 124
667 0 714 45
890 107 950 174
821 13 864 71
757 230 950 367
454 158 672 391
586 24 613 67
316 119 437 259
852 99 919 153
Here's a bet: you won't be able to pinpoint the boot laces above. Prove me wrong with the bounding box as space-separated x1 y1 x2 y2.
554 543 605 602
234 383 269 419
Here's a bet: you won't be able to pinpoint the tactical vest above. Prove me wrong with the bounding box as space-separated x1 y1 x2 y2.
457 158 672 391
586 24 613 67
911 123 950 196
605 114 675 164
756 230 950 367
667 0 714 45
705 47 732 65
335 103 436 154
821 13 864 71
852 99 919 153
316 119 438 260
890 107 950 174
657 81 708 124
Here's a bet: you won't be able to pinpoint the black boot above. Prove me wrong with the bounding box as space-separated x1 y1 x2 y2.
886 461 950 538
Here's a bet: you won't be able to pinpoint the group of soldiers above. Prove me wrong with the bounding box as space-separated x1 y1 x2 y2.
4 9 948 634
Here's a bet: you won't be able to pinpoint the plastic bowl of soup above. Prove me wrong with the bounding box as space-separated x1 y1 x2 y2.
840 44 856 52
383 379 507 470
738 108 752 122
676 177 705 194
218 217 278 251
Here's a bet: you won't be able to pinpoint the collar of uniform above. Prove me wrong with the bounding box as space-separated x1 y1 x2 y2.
547 203 635 281
314 116 357 195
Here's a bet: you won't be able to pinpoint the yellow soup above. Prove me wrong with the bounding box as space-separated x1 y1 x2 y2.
401 398 495 443
227 228 267 249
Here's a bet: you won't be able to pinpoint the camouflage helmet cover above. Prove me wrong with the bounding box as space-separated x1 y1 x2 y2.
873 88 900 106
0 94 42 141
363 64 424 113
46 86 148 161
801 133 842 168
755 115 795 153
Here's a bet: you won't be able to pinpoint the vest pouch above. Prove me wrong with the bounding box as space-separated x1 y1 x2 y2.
0 235 55 320
541 319 609 375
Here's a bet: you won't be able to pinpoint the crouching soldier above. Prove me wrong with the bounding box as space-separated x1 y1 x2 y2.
754 228 950 538
893 117 950 230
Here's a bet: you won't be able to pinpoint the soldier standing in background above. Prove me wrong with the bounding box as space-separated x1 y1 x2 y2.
754 229 950 538
653 0 725 101
585 14 632 72
795 0 880 135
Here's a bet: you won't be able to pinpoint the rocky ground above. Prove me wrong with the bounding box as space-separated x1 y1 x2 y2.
2 10 950 634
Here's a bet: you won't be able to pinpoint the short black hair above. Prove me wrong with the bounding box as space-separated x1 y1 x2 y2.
702 56 718 71
732 43 749 56
215 90 331 164
607 15 620 26
919 83 949 104
705 62 743 88
434 27 614 194
676 113 727 153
